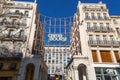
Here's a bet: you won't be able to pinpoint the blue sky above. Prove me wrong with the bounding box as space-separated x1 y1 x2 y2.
17 0 120 17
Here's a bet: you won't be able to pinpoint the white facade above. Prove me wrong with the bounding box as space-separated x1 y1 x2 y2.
44 46 71 78
0 0 47 80
67 1 120 80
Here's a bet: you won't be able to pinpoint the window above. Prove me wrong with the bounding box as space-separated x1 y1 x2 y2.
100 51 112 62
96 35 100 41
113 19 118 24
48 60 51 63
8 30 13 37
19 30 24 38
85 13 90 19
87 22 91 29
24 11 29 16
93 23 97 27
9 63 17 70
116 28 120 35
97 13 102 19
96 35 100 44
0 63 3 70
91 13 96 19
114 51 120 62
106 23 109 27
110 35 114 42
1 45 9 54
100 23 103 30
15 10 19 14
12 19 17 25
2 18 7 25
89 35 93 40
92 50 98 62
95 68 120 80
52 60 54 63
14 44 21 53
103 35 107 44
56 60 58 64
103 13 108 20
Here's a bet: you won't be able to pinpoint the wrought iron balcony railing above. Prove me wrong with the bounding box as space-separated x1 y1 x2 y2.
4 4 33 9
87 26 114 32
88 40 120 47
0 34 27 42
4 12 24 18
0 49 23 58
85 16 110 20
0 21 27 28
13 35 27 42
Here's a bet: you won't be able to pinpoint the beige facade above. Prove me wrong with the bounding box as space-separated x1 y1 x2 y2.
0 0 47 80
67 1 120 80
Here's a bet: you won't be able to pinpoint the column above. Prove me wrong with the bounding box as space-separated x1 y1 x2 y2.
74 70 79 80
97 49 102 63
74 66 79 80
111 50 117 63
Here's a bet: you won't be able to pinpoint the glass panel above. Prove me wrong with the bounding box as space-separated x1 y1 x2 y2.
104 75 112 80
111 75 118 80
95 68 101 74
96 75 102 80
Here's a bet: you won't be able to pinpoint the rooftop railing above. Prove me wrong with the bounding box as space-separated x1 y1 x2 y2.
4 3 33 9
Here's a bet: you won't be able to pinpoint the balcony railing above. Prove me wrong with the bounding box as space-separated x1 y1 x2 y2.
85 17 110 20
0 34 27 42
87 26 114 32
4 4 33 9
4 12 24 18
0 21 27 28
0 48 23 58
85 16 91 20
88 40 120 47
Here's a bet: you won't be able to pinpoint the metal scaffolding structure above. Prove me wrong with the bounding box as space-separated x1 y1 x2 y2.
40 14 74 47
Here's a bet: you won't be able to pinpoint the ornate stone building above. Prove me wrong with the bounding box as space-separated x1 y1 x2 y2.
67 1 120 80
0 0 47 80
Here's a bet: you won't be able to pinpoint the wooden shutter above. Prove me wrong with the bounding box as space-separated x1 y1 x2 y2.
100 51 112 62
114 51 120 62
92 50 98 62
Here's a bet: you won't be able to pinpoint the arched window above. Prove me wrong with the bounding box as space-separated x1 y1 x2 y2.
78 64 87 80
25 63 35 80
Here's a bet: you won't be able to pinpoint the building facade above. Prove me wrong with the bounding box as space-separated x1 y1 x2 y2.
67 1 120 80
0 0 47 80
44 46 71 79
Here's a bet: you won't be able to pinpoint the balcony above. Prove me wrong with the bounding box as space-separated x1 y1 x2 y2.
91 16 97 20
4 12 23 18
87 26 114 33
13 35 27 42
85 16 91 20
88 40 120 47
0 34 27 42
4 4 33 10
83 6 108 12
0 47 23 58
0 21 27 28
85 16 110 21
